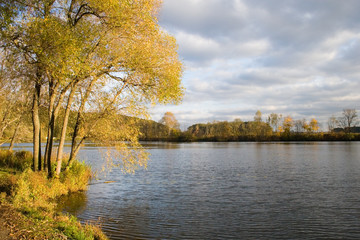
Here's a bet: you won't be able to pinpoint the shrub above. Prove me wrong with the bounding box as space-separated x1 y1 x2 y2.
12 162 91 211
14 151 33 170
0 171 17 195
60 160 92 192
0 150 32 171
4 150 92 211
0 150 91 210
12 169 59 210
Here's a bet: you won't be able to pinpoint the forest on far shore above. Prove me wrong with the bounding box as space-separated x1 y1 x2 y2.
1 108 359 146
140 109 360 142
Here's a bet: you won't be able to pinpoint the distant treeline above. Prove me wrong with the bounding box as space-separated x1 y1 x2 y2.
183 121 360 142
138 119 360 142
138 109 360 142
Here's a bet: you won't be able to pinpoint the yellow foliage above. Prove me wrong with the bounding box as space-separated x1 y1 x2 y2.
282 116 294 132
2 0 184 175
309 118 319 132
12 161 91 211
303 122 310 132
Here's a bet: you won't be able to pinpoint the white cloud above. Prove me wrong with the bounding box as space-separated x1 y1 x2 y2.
154 0 360 128
175 31 221 62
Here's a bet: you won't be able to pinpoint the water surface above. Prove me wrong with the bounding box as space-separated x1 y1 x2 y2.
13 142 360 239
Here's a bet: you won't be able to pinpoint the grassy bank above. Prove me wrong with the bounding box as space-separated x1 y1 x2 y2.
0 150 108 240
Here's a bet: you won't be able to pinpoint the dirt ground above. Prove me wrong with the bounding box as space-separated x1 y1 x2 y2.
0 203 33 240
0 204 13 240
0 203 69 240
0 222 10 240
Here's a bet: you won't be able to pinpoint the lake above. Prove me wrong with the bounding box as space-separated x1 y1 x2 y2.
8 142 360 239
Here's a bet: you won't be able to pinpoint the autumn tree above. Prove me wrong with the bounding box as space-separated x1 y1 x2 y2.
251 110 272 139
159 112 180 129
159 112 180 136
254 110 262 122
282 116 294 134
308 118 319 133
0 0 183 177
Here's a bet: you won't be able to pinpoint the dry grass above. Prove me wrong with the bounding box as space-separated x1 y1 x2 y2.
0 150 108 240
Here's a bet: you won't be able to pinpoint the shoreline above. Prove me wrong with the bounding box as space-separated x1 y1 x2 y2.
0 151 108 240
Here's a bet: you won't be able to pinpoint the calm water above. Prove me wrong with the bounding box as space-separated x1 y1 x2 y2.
14 142 360 239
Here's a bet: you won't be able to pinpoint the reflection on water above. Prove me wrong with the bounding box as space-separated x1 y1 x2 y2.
57 191 87 216
12 142 360 239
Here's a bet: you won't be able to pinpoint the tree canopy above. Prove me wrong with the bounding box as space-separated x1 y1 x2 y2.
0 0 184 176
159 112 180 130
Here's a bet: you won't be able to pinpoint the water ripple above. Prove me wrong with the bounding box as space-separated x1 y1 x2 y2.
61 142 360 239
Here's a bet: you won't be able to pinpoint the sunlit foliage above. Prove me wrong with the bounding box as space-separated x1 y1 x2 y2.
0 0 184 176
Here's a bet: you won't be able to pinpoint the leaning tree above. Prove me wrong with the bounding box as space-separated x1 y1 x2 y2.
0 0 183 177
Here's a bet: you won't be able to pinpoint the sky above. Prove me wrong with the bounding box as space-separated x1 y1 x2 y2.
150 0 360 130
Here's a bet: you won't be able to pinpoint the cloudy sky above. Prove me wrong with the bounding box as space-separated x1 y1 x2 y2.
150 0 360 130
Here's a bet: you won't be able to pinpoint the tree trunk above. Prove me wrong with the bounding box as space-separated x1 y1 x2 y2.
38 127 42 171
43 86 58 174
68 79 96 168
67 137 85 168
32 82 41 171
44 78 75 177
56 85 77 176
44 79 70 178
68 111 83 167
46 113 55 178
9 120 20 151
43 133 50 171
